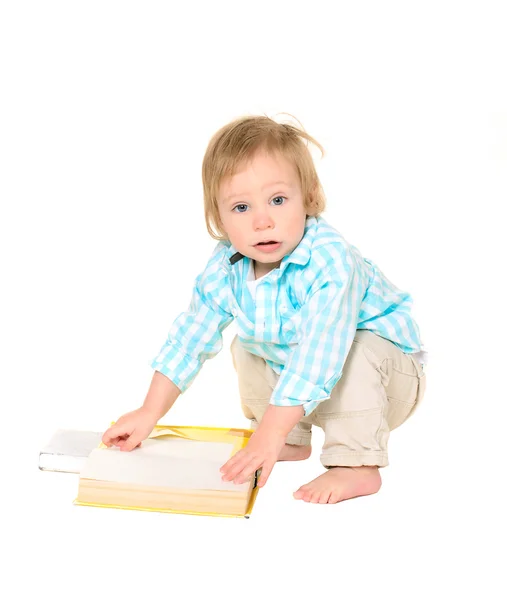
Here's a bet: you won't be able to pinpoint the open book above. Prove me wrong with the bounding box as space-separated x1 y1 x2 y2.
75 425 259 518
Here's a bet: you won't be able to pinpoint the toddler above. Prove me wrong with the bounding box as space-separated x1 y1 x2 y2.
102 115 427 504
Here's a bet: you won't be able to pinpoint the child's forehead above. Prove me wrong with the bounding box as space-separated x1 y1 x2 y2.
239 148 294 170
221 150 299 189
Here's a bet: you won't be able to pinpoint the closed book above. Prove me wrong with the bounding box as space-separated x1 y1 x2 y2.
39 429 104 474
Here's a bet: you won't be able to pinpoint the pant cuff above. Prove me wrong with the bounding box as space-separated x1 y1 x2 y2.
321 452 389 468
285 434 312 446
250 420 312 447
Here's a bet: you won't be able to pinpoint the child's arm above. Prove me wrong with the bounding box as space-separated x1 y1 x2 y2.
255 404 304 438
102 371 181 451
103 246 233 451
142 370 181 420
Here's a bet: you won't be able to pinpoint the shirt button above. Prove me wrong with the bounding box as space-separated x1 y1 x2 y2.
280 305 287 314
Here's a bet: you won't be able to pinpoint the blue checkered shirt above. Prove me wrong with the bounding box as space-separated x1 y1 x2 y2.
152 216 424 415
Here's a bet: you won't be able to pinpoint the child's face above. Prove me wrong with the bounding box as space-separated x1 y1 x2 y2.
218 150 307 275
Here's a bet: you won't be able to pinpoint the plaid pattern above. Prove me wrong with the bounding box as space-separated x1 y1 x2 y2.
152 216 424 415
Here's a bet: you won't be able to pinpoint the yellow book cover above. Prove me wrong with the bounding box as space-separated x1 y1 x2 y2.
74 424 260 518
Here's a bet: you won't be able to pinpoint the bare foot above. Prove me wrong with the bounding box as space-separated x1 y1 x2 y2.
278 444 312 461
293 466 381 503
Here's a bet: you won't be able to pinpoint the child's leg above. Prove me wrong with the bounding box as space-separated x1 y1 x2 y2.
293 329 426 503
230 335 313 458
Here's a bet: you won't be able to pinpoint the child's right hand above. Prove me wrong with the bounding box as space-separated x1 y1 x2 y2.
102 407 158 452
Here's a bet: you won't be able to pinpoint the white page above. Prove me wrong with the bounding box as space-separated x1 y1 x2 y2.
80 437 251 492
136 437 233 461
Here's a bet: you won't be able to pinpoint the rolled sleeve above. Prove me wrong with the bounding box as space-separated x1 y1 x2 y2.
151 340 203 393
270 370 333 416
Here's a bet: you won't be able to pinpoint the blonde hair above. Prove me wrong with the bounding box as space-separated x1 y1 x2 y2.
202 114 326 241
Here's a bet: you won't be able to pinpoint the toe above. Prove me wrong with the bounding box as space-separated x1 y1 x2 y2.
318 491 332 504
293 486 307 499
303 490 313 502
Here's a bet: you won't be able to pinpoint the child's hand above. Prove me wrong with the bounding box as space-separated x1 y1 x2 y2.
220 430 286 488
102 407 158 452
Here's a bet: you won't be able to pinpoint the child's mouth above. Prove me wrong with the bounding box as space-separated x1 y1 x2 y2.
254 241 282 253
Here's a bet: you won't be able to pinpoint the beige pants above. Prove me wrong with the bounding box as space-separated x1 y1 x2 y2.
230 329 427 468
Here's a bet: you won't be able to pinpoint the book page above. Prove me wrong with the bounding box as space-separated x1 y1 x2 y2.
80 437 251 492
137 437 233 461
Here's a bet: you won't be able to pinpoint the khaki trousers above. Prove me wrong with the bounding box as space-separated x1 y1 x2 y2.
230 329 427 468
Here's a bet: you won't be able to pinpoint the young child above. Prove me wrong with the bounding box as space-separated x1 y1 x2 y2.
102 115 427 504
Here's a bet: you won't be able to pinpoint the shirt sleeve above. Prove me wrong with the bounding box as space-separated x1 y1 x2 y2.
151 263 234 393
270 246 368 416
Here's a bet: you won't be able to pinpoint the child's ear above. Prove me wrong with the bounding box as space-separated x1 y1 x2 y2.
215 214 228 239
306 181 319 216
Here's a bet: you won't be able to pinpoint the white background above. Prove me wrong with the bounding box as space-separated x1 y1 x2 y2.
1 1 506 598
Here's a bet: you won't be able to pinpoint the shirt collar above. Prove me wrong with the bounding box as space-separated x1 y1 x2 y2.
224 216 318 274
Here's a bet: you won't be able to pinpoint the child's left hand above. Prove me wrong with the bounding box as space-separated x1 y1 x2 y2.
220 431 286 488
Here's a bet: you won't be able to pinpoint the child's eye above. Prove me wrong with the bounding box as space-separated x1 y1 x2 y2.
232 196 286 213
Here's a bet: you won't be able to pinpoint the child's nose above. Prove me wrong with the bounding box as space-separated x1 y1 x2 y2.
253 210 275 230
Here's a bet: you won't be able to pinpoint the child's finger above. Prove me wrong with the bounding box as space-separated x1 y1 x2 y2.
226 453 257 482
102 424 128 446
121 433 142 452
221 452 251 480
219 449 244 473
221 461 243 481
233 457 260 484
